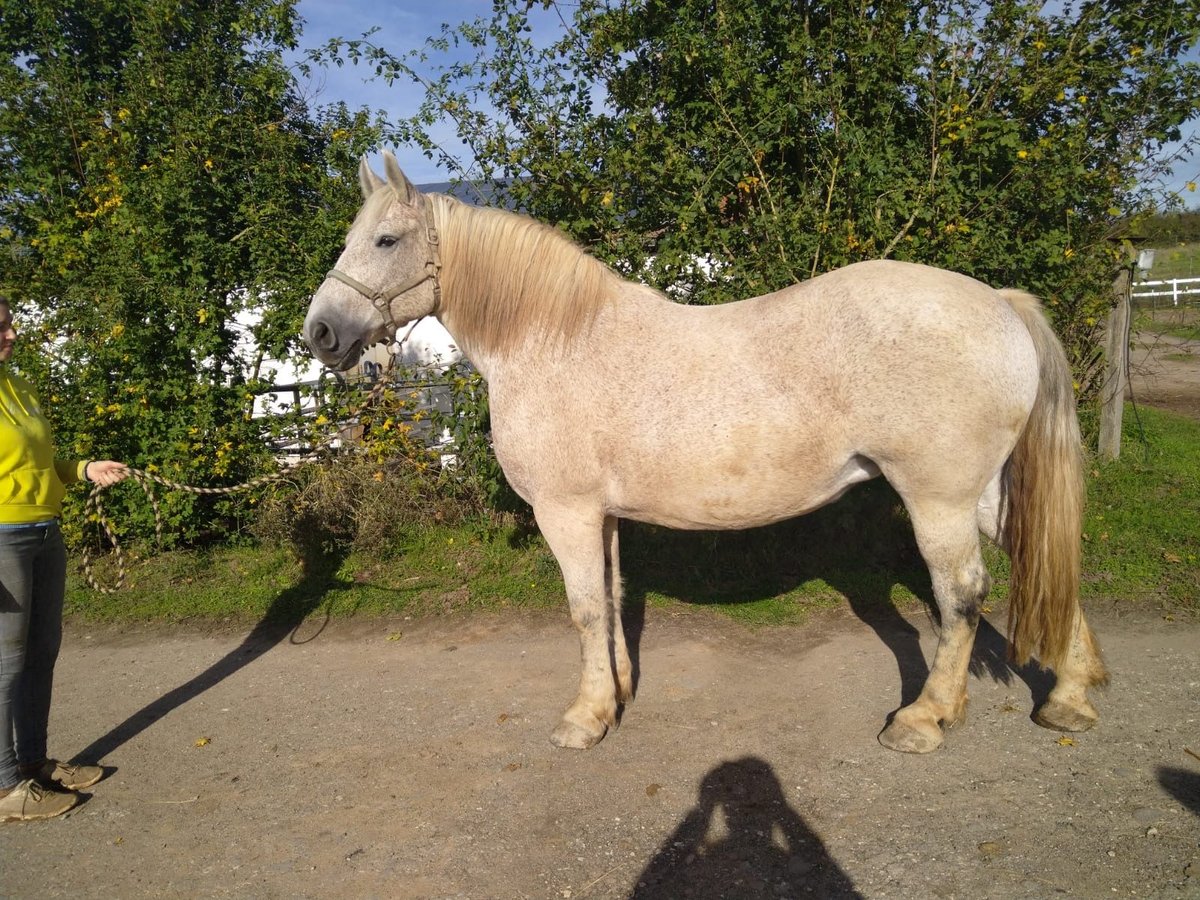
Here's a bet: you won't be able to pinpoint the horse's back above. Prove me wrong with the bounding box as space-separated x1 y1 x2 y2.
785 260 1040 429
637 258 1039 434
489 259 1040 528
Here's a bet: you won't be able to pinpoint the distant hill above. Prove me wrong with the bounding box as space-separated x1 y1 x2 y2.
417 180 511 208
1143 208 1200 245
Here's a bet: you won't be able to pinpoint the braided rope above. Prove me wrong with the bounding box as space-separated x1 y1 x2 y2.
80 465 302 593
79 328 419 593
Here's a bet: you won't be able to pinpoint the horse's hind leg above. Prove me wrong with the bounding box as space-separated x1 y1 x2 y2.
606 517 634 705
536 504 619 749
879 502 989 754
977 472 1107 731
1033 606 1107 731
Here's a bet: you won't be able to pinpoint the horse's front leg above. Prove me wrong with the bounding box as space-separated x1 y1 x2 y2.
536 504 618 749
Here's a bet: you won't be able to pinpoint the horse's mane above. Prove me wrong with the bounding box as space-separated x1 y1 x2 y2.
430 194 621 357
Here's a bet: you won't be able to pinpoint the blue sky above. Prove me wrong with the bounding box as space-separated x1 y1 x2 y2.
289 0 1198 202
288 1 499 184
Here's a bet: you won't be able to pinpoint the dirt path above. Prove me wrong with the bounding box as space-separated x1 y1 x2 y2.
1 605 1197 899
1128 326 1200 421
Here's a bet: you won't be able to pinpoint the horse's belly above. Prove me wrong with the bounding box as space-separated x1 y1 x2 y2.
607 453 880 530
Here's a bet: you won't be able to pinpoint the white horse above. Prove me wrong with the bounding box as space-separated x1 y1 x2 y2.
304 153 1107 753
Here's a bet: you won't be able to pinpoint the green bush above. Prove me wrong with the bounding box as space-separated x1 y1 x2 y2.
249 453 478 557
250 361 518 556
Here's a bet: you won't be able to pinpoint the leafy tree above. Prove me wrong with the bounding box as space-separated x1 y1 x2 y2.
352 0 1200 403
1143 207 1200 244
0 0 381 544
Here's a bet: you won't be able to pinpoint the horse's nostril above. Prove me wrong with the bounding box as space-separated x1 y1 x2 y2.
309 320 337 352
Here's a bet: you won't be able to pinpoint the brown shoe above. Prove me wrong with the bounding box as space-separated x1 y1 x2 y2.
20 759 104 791
0 779 78 822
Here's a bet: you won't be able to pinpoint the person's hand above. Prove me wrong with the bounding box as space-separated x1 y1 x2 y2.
86 460 130 488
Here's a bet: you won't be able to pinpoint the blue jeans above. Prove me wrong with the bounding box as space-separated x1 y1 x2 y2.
0 520 66 789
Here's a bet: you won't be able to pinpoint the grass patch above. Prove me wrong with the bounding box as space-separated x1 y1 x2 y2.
67 405 1200 626
69 545 311 624
67 523 566 626
1134 306 1200 341
1144 241 1200 281
1083 405 1200 612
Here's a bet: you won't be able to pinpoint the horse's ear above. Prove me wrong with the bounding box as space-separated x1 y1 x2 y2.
359 157 385 198
382 150 420 206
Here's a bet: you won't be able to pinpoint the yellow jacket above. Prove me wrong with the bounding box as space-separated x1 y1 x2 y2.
0 367 85 524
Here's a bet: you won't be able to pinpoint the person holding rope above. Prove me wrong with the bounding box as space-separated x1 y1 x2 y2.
0 295 129 822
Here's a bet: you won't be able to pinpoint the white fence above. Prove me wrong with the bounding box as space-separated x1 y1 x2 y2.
1132 276 1200 307
252 369 460 464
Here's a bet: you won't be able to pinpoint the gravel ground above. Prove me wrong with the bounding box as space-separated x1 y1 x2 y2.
1 603 1197 899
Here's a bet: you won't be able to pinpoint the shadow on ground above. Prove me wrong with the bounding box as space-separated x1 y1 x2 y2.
73 545 349 765
631 755 863 899
618 480 1052 721
1158 766 1200 817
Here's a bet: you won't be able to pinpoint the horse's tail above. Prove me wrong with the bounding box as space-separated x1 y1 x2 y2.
997 290 1104 680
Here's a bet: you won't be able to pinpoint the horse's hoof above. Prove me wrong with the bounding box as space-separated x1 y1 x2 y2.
1033 697 1098 733
550 716 608 750
878 716 944 754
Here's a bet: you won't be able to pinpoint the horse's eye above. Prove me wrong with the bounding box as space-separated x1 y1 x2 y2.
376 235 397 248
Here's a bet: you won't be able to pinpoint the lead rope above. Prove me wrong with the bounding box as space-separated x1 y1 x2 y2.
80 465 297 594
80 325 422 594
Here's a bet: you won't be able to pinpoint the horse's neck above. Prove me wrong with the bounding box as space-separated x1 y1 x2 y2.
436 199 628 367
441 282 675 388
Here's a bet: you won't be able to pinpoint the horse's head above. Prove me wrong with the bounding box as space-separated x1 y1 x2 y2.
303 152 441 371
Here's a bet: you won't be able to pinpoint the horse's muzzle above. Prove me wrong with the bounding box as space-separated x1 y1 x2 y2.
305 318 338 354
304 319 362 372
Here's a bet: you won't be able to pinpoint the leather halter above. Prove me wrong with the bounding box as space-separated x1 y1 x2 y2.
322 203 442 332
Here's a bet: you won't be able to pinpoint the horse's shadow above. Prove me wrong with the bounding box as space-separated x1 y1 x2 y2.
619 480 1054 722
631 755 862 899
73 544 351 766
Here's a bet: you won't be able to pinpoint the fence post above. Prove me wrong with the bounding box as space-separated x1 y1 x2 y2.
1098 264 1132 461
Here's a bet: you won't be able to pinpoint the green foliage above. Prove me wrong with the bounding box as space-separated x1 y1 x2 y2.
249 453 476 557
66 404 1200 624
1143 208 1200 245
427 363 526 513
359 0 1199 408
249 360 515 556
0 0 381 545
